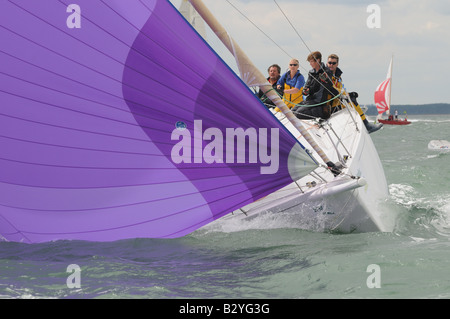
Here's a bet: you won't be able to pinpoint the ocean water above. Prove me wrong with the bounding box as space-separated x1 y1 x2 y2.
1 114 449 300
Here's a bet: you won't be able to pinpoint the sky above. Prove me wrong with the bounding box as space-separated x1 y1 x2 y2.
170 0 450 106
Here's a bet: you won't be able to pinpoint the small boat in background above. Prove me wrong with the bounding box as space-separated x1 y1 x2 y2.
375 57 411 125
378 115 411 126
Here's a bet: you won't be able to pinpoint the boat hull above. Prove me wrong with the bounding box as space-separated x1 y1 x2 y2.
378 119 411 125
218 108 393 234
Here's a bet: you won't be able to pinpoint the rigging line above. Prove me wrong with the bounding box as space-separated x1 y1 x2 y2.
224 0 335 102
224 0 291 59
273 0 336 95
273 0 312 53
223 0 313 79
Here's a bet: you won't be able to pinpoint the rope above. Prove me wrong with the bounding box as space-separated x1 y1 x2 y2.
273 0 336 95
273 0 312 53
224 0 291 60
224 0 338 100
288 93 342 108
260 88 342 108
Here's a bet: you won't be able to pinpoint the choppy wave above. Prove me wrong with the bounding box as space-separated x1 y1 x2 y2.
389 183 450 238
407 118 450 123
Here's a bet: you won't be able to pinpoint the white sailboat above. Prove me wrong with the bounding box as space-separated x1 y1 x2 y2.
0 0 393 243
189 0 393 233
375 56 411 125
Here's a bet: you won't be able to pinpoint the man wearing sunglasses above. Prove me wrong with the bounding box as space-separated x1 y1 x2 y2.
292 51 337 120
276 59 305 109
327 54 344 114
327 54 382 134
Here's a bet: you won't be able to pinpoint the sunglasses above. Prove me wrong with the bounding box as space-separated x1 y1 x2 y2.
327 61 337 65
290 64 298 66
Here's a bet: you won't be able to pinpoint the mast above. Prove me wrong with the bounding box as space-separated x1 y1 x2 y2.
179 0 207 40
188 0 339 172
386 55 393 115
388 55 393 107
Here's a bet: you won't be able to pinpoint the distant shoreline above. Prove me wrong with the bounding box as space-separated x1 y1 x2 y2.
365 103 450 115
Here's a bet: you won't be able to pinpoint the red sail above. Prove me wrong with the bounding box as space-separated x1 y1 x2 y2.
374 78 391 115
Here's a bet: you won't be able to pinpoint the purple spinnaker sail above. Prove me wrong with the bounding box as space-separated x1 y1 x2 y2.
0 0 317 243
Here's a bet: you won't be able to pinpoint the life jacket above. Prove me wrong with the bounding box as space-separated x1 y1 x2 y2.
330 70 368 121
274 71 304 111
283 82 303 109
329 68 344 112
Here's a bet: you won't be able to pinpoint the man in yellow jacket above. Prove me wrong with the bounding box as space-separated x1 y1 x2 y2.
327 54 382 134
